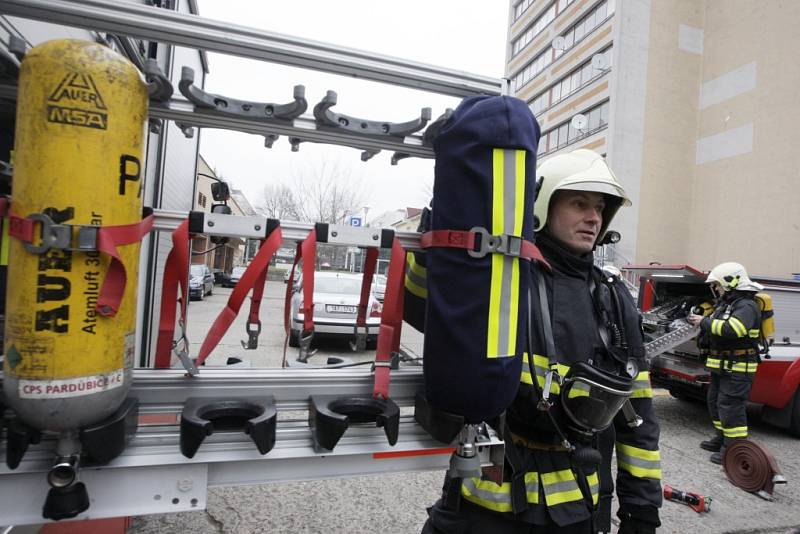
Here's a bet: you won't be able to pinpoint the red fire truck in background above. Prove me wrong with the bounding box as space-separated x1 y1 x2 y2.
625 264 800 437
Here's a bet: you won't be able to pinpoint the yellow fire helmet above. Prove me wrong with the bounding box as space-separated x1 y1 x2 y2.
706 262 764 292
534 148 631 244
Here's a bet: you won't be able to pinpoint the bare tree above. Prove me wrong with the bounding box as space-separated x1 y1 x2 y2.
291 159 366 224
258 183 301 220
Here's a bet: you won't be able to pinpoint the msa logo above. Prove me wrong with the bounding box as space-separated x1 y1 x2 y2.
47 72 108 130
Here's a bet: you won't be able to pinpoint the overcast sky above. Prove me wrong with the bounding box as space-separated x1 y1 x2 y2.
194 1 508 221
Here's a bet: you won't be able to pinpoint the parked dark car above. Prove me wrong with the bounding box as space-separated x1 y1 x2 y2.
222 266 247 288
212 269 229 285
189 264 214 300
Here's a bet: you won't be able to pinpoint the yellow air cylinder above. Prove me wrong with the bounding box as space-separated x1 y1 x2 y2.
3 39 148 432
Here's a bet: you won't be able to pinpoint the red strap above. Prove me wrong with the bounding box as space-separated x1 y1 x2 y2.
155 220 190 369
299 229 317 334
95 215 155 317
7 214 34 243
357 248 379 327
421 229 549 267
282 244 304 366
373 238 406 400
195 227 283 366
420 229 475 250
247 239 269 325
3 200 154 317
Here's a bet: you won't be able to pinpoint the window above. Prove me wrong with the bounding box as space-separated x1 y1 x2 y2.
511 3 556 57
514 0 536 21
515 2 614 93
527 47 613 117
537 100 611 155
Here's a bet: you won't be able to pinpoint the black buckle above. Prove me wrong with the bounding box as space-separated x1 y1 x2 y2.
467 226 523 259
241 320 262 350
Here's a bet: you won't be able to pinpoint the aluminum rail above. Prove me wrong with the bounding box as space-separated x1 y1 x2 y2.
0 367 505 525
0 0 503 98
0 85 435 158
150 209 428 251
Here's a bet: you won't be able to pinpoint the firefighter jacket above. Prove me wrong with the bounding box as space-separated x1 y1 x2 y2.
701 292 761 374
459 233 662 527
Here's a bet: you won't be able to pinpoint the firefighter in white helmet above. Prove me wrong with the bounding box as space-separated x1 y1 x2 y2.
424 149 663 534
688 262 763 463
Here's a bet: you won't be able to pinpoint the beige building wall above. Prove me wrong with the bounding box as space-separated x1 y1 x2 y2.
508 0 800 278
635 0 703 264
686 1 800 277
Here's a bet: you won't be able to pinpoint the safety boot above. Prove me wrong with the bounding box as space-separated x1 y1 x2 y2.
700 434 723 452
709 447 725 465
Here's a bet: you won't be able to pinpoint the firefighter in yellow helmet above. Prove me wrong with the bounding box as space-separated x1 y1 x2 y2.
688 262 763 463
423 149 662 533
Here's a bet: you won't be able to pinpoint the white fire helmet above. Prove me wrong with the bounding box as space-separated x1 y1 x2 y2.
706 262 763 292
534 149 631 245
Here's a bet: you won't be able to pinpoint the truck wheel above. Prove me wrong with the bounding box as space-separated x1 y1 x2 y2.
288 330 299 348
790 388 800 438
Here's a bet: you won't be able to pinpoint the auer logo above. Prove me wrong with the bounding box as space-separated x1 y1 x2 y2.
49 73 107 109
46 72 108 130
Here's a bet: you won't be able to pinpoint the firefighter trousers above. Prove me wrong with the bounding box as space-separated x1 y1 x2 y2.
706 370 754 442
421 498 592 534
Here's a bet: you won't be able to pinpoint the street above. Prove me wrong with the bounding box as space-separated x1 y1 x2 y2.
130 281 800 534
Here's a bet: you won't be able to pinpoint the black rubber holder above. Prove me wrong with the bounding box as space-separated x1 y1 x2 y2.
80 397 139 465
180 396 277 458
309 394 400 451
43 482 90 520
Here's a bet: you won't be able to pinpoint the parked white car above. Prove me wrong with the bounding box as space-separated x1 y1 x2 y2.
289 271 382 348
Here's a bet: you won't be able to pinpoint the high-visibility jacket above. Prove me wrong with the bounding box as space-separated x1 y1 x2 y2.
462 234 662 527
701 292 761 374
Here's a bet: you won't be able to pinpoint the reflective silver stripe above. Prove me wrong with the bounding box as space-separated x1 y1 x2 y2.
616 450 661 473
461 479 512 506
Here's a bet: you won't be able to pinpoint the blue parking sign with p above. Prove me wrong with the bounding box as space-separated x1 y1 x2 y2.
350 216 362 227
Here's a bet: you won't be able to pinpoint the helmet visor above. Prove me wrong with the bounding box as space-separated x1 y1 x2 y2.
560 363 633 433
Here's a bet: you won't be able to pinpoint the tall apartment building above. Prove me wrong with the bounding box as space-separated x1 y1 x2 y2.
506 0 800 278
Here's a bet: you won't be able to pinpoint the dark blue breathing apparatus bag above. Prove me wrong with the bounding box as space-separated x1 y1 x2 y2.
414 95 541 442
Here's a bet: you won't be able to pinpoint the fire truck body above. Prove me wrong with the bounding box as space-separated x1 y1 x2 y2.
629 265 800 436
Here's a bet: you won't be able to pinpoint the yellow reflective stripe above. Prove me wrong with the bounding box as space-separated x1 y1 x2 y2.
461 473 541 512
723 426 748 438
506 150 525 357
404 252 427 298
541 469 584 506
616 442 662 480
748 329 760 339
521 353 534 384
461 479 512 513
712 319 724 336
487 150 504 358
513 150 525 236
706 358 721 369
0 218 9 266
712 420 722 430
586 471 599 505
730 362 759 373
487 253 504 358
508 257 520 355
406 252 426 277
728 317 747 337
631 371 653 398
